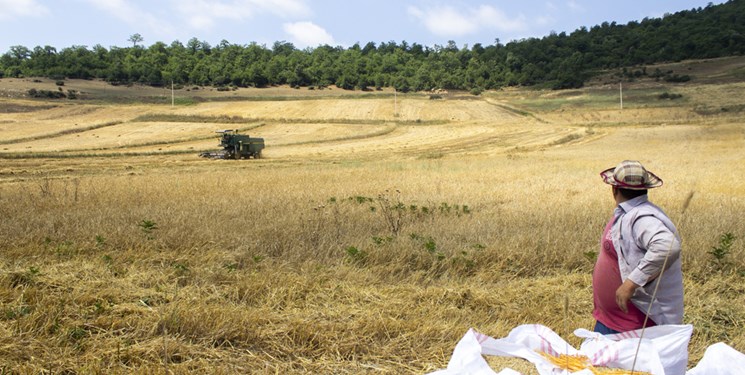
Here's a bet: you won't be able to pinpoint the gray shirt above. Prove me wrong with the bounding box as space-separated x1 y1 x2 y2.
610 195 684 325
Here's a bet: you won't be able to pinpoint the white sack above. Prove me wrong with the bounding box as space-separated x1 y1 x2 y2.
426 328 524 375
575 324 693 375
686 342 745 375
428 324 694 375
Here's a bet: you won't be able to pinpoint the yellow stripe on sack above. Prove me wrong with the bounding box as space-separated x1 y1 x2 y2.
538 351 653 375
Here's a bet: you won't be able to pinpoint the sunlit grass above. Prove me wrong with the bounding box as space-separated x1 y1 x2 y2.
1 150 744 373
1 80 744 373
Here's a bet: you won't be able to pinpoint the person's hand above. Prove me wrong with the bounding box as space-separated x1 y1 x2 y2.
615 279 640 313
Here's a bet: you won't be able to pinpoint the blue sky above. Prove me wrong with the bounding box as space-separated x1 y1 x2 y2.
0 0 727 53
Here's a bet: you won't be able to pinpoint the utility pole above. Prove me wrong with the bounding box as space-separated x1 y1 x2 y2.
394 88 398 117
620 81 623 110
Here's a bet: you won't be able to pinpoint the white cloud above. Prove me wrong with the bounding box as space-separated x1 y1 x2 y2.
283 21 334 48
84 0 142 23
173 0 311 30
0 0 50 20
255 0 310 18
474 5 528 33
536 15 555 27
175 0 251 29
83 0 173 36
567 0 585 13
408 5 476 37
407 4 527 38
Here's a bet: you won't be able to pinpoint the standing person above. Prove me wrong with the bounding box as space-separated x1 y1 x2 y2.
592 160 684 334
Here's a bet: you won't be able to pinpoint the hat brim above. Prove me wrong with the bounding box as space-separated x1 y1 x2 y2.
600 167 663 190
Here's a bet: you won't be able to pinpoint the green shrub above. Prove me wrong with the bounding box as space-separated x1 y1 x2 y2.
27 88 66 99
659 92 683 100
709 232 735 271
345 246 367 265
664 74 691 83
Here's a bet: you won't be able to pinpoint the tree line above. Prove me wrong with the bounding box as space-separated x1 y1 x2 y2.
1 0 743 92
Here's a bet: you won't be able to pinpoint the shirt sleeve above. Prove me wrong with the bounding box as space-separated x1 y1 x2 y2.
627 215 681 287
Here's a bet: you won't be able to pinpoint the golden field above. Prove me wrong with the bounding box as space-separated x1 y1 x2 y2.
1 58 745 373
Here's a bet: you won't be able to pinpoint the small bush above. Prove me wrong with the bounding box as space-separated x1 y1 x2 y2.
27 88 66 99
55 80 65 86
138 219 158 240
659 92 683 100
345 246 367 265
709 233 735 271
664 74 691 83
470 87 483 96
429 95 442 100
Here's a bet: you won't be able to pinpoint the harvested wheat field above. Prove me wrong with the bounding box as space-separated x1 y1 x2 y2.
1 73 744 374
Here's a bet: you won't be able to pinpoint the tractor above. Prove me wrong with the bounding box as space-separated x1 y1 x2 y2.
200 130 264 159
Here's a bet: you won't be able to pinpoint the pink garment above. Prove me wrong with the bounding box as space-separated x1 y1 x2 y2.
593 215 655 332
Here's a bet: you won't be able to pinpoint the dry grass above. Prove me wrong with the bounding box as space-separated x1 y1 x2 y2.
1 77 745 373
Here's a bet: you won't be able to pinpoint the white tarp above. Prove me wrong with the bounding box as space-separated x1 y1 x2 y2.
427 324 745 375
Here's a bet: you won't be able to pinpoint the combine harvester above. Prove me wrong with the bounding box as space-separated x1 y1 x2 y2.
199 129 264 159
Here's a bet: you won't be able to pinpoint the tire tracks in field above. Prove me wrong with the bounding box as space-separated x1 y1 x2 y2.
483 98 550 124
277 123 539 159
0 120 124 145
35 105 101 120
0 111 270 153
285 122 597 160
378 127 545 157
0 105 136 145
272 123 398 147
18 123 268 156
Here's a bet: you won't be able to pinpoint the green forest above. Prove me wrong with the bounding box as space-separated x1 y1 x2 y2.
1 0 743 91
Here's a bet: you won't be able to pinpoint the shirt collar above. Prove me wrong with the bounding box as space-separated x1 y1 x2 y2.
616 194 649 214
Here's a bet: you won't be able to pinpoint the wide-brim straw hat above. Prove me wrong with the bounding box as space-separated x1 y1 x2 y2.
600 160 663 190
